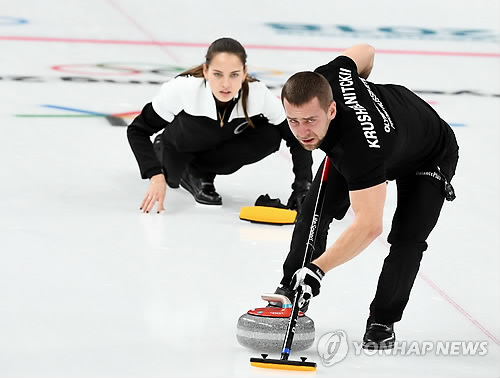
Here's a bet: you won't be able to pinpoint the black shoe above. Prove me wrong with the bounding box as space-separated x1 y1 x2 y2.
362 317 395 350
153 134 163 162
266 286 309 313
180 168 222 205
153 135 179 188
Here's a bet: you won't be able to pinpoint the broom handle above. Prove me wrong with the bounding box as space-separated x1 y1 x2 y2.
280 156 332 360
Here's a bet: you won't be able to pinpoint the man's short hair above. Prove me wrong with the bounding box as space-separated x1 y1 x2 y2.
281 71 333 112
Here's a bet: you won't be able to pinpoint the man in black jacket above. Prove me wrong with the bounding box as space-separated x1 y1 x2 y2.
273 44 458 350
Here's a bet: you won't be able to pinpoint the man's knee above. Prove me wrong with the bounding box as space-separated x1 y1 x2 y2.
386 237 428 261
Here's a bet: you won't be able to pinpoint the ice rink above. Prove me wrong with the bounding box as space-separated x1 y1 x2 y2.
1 0 499 377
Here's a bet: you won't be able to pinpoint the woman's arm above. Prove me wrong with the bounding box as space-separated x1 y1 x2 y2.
127 102 169 179
127 102 169 213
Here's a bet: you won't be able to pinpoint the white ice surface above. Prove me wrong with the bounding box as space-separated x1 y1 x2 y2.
0 1 499 377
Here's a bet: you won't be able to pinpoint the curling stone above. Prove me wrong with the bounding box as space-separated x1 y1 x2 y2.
236 294 315 352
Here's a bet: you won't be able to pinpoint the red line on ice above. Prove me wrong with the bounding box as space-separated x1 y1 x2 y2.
375 237 500 345
1 36 499 58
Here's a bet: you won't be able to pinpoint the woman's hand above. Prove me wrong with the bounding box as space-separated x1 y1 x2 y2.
141 173 166 213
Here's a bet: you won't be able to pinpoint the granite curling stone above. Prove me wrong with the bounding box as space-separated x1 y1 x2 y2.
236 294 315 352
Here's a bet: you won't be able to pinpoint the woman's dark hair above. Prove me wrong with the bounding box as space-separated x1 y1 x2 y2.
178 37 258 128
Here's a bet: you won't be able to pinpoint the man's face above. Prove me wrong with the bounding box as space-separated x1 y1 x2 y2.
284 97 336 151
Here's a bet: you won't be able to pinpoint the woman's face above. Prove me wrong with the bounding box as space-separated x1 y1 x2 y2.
203 52 247 103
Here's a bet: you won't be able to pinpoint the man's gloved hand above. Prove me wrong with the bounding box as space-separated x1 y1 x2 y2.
286 180 312 213
290 262 325 310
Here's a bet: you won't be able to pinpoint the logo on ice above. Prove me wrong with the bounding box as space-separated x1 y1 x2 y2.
317 331 349 366
317 330 489 366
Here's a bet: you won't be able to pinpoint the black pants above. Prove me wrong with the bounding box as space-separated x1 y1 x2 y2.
281 149 458 325
159 119 282 185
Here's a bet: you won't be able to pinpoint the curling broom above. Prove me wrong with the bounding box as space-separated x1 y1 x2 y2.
250 156 332 372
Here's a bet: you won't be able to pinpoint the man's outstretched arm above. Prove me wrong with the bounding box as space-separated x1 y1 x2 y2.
313 182 386 273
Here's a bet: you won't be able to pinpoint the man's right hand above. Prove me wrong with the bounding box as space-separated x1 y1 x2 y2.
290 262 324 310
141 173 166 213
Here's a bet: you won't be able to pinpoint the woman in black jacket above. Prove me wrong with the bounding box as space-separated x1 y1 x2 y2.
127 37 312 213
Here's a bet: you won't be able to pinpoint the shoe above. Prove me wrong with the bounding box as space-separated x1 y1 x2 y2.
266 286 309 313
153 135 179 188
180 168 222 205
153 134 163 162
362 317 395 350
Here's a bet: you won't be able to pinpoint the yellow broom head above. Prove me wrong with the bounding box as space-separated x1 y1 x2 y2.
239 206 297 225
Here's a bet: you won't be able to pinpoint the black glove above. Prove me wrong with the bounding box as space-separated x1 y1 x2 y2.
290 262 325 309
286 180 311 213
255 194 288 209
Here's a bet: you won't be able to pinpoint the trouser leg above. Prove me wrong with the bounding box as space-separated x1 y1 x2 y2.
370 134 458 325
369 174 447 324
191 123 282 175
153 131 194 188
158 122 282 185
